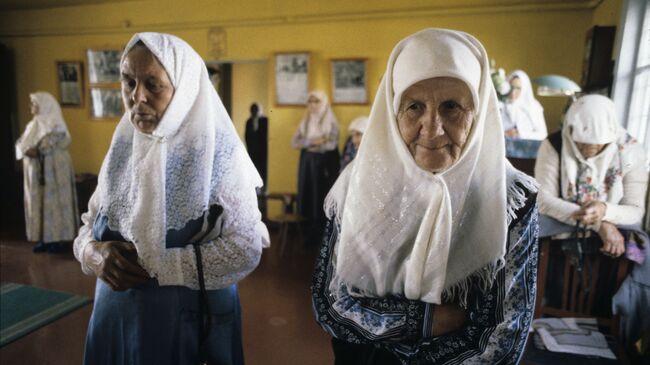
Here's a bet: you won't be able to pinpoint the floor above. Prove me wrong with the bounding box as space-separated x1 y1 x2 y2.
0 227 334 365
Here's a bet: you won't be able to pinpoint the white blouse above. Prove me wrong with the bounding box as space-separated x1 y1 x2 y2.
535 139 648 228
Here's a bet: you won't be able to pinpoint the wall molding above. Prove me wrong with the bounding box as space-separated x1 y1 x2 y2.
0 0 603 38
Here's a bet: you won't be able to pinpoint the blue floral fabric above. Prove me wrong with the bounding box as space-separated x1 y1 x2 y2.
312 195 539 364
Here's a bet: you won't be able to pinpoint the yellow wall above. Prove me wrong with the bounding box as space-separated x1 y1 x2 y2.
1 0 609 201
231 62 268 139
592 0 623 26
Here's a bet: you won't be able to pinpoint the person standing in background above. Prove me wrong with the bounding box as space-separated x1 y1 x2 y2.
292 90 340 245
245 102 268 216
15 91 78 253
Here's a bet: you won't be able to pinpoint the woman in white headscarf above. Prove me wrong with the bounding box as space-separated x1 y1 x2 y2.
312 28 540 364
500 70 548 140
16 91 78 253
292 90 340 244
340 115 369 171
73 33 268 365
535 95 649 347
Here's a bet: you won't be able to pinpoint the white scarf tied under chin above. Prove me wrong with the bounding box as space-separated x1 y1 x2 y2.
502 70 547 140
16 92 70 160
326 28 508 305
561 94 634 205
299 90 337 140
98 33 265 282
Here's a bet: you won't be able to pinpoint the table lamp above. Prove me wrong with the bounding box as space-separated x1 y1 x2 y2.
532 74 582 101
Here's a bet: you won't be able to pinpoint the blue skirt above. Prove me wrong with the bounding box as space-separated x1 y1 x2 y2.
84 279 244 365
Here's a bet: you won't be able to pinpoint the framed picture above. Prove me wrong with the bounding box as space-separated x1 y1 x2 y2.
56 61 83 107
86 48 122 84
89 88 123 119
274 52 309 106
330 58 368 104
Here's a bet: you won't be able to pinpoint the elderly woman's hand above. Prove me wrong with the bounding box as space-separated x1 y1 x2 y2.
572 201 607 226
431 303 468 336
598 222 625 257
83 241 150 291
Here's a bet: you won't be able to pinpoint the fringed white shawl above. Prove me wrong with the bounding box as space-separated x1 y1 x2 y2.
16 92 70 160
325 28 537 305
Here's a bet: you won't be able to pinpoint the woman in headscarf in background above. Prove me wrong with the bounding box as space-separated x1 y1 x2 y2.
535 95 649 348
312 28 539 364
73 33 268 365
16 91 78 253
340 115 369 171
292 90 340 244
501 70 548 140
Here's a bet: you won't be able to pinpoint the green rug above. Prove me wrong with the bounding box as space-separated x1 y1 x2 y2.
0 282 92 347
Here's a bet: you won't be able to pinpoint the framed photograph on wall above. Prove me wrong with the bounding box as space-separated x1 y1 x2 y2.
56 61 83 107
274 52 309 106
330 58 368 104
89 88 123 119
86 48 122 84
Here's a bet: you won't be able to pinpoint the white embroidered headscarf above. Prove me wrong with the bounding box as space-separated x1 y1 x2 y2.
348 116 370 134
501 70 547 140
298 90 338 140
326 28 508 304
15 92 70 160
561 94 640 205
97 33 266 281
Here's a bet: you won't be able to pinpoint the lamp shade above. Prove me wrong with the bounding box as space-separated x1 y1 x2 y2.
532 74 581 96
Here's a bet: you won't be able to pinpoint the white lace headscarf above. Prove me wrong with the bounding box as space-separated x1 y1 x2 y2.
15 92 70 160
97 33 265 280
561 94 638 205
298 90 338 140
501 70 547 140
326 28 509 305
348 116 370 134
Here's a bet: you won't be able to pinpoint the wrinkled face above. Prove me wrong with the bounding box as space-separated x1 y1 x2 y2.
351 130 363 148
121 45 174 134
575 142 607 158
397 77 475 173
307 95 320 113
29 99 39 116
508 77 522 102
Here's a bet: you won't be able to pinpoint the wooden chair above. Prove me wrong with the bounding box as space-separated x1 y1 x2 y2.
535 237 631 335
266 192 304 254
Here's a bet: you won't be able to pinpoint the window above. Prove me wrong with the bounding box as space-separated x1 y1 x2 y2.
612 0 650 160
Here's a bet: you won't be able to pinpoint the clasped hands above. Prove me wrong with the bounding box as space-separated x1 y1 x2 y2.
571 200 625 258
83 241 150 291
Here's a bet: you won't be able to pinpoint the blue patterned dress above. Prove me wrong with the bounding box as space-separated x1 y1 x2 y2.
312 192 539 364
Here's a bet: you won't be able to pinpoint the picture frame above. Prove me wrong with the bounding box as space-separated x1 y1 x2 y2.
86 48 122 84
330 58 368 105
274 52 310 106
56 61 84 107
89 87 123 119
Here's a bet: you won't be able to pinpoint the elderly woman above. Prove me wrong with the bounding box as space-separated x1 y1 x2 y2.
312 28 540 364
73 33 268 365
16 91 78 253
340 115 369 171
535 95 649 345
292 90 340 244
501 70 547 140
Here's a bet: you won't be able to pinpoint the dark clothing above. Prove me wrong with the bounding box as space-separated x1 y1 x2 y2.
312 192 539 364
297 149 339 245
245 116 268 186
